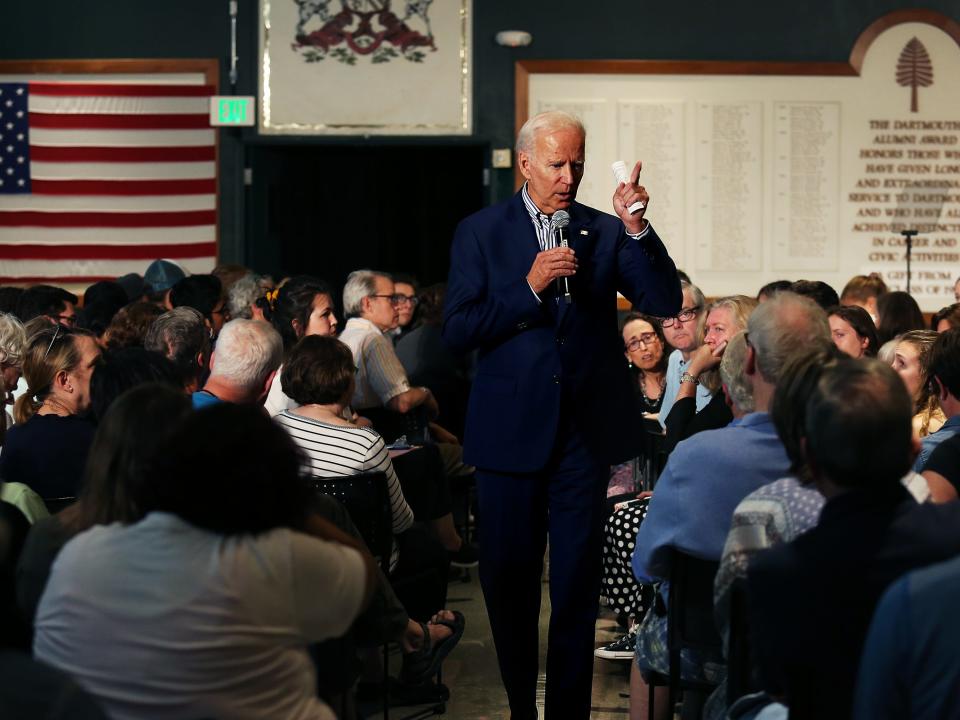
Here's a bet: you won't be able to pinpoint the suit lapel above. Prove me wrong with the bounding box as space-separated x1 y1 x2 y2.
555 202 595 328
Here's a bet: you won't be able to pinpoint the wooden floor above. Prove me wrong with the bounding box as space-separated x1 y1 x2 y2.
367 569 632 719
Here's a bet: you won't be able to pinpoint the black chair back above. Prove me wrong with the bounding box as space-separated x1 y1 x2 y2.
306 472 392 572
726 577 758 704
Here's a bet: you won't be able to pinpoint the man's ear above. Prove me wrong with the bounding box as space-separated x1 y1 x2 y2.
517 151 533 182
260 368 278 403
744 343 757 377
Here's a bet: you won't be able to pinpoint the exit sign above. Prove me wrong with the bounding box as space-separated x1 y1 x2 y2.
209 96 255 127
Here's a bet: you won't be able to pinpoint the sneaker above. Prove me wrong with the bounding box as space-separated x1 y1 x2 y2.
449 542 479 568
594 627 638 660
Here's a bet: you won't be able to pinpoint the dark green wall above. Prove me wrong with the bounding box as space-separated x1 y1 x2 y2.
4 0 959 272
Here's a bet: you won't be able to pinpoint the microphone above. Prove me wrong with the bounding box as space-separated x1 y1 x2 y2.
550 210 572 304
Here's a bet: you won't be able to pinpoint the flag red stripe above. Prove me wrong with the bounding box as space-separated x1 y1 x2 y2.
29 83 215 97
0 276 118 284
0 242 217 260
30 146 216 163
0 210 216 228
29 179 216 196
29 113 210 129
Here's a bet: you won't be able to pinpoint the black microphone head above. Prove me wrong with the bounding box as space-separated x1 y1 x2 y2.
550 210 570 233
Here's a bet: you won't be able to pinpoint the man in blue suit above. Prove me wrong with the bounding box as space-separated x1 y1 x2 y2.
442 110 681 719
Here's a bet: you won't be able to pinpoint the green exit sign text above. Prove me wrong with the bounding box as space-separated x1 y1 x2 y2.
209 96 255 127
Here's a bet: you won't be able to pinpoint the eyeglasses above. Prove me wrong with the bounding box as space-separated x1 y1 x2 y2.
395 294 419 307
42 324 62 361
661 306 701 328
625 333 658 353
53 314 75 327
369 294 404 306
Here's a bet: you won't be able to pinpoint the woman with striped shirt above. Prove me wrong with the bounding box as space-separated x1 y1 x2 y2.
275 334 450 619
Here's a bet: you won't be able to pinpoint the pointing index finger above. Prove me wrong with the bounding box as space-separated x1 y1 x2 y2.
630 160 643 186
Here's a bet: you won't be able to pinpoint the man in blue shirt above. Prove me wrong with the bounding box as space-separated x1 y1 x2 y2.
191 319 282 409
630 292 831 719
914 328 960 477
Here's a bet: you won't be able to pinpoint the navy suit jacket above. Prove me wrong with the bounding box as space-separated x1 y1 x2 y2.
442 192 681 474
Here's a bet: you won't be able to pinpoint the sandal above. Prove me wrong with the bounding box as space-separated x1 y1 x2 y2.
400 610 465 685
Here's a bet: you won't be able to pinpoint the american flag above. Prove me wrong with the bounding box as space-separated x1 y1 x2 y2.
0 80 217 285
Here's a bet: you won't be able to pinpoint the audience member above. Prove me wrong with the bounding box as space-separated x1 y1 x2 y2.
143 307 210 392
391 273 420 343
913 328 960 478
89 347 180 423
226 271 268 321
619 312 668 415
827 304 879 358
33 399 375 720
396 283 473 438
854 552 960 720
790 279 839 309
76 281 127 338
756 280 791 302
115 272 149 303
921 432 960 516
14 286 78 326
211 263 250 294
169 274 227 338
1 326 100 501
877 336 899 364
0 312 25 440
663 295 757 452
893 330 945 438
630 292 828 719
657 280 711 427
0 484 32 650
0 287 24 316
192 319 282 408
747 356 960 720
876 290 925 345
143 258 186 307
264 275 339 417
931 302 960 333
841 273 888 323
101 302 165 351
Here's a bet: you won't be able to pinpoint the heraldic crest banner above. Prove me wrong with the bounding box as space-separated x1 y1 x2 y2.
260 0 471 134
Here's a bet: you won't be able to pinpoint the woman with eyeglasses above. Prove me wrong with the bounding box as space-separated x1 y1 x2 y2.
0 325 101 502
662 295 758 454
622 313 668 415
263 275 340 417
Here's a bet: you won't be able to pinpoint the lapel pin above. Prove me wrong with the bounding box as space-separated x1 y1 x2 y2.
580 229 589 236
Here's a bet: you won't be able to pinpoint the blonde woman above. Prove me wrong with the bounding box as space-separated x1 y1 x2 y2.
663 295 758 452
0 312 26 440
892 330 945 438
0 326 100 501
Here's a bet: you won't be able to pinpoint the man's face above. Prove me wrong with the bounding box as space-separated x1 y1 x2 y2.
394 282 417 328
49 302 76 327
518 127 585 215
662 288 702 354
364 276 399 332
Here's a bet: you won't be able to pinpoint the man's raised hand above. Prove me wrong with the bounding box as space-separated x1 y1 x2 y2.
612 160 650 235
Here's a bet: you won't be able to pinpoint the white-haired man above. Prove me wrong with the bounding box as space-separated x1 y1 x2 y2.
193 319 283 408
443 110 681 719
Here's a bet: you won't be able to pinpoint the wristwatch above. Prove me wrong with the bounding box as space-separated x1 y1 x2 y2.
679 371 699 386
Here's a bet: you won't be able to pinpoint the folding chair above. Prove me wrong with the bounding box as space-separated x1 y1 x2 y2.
647 551 723 720
308 473 446 719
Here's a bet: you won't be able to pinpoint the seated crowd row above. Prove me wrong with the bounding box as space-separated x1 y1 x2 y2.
0 262 959 719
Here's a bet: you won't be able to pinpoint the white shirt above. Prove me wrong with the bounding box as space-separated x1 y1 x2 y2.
658 348 713 429
265 364 297 417
338 317 411 410
34 512 366 720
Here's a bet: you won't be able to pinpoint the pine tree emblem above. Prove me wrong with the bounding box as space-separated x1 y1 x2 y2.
896 37 933 113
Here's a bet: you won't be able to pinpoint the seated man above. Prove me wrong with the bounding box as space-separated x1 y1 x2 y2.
747 356 960 720
191 319 282 408
630 292 830 720
144 307 210 393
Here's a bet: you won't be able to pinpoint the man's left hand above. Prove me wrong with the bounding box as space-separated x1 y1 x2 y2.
612 160 649 235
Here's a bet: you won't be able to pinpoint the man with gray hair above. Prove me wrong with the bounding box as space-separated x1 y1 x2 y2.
443 109 681 718
192 319 283 408
144 306 211 393
631 292 829 718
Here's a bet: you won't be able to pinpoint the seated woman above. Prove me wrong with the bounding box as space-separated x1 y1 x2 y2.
275 334 452 620
892 330 945 438
0 325 100 503
876 290 925 346
663 295 758 453
33 396 376 720
265 275 340 417
623 312 668 416
827 305 879 358
931 303 960 333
